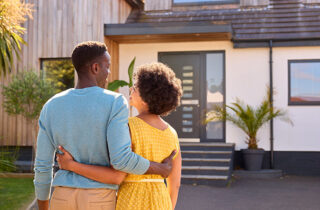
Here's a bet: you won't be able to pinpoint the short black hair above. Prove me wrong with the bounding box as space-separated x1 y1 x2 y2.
134 62 182 116
71 41 108 75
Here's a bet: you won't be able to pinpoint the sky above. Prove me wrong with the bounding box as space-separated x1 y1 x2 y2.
291 62 320 99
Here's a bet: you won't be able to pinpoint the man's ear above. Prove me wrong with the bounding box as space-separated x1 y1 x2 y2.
90 63 99 75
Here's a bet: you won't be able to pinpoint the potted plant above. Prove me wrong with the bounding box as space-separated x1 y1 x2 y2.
206 89 292 171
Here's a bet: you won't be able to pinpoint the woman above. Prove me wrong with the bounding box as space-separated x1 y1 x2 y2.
57 62 182 210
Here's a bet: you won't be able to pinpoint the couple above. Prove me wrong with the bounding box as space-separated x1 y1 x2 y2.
33 41 183 210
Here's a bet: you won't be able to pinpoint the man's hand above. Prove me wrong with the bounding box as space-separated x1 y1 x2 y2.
145 150 177 178
56 146 75 171
161 150 177 177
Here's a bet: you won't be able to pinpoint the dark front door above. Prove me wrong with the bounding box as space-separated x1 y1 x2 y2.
159 51 225 142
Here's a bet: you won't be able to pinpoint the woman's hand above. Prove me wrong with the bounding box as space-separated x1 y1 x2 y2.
56 145 127 185
56 146 75 171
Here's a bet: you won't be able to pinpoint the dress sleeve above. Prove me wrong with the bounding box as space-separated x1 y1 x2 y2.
172 128 180 160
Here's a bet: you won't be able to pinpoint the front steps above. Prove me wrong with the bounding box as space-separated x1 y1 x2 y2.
180 143 235 187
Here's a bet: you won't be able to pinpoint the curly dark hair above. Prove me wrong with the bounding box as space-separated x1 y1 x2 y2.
71 41 108 75
134 62 182 116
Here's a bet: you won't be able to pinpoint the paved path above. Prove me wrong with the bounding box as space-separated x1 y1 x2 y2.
29 176 320 210
175 176 320 210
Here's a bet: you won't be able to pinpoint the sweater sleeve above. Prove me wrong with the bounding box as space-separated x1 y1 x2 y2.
106 95 150 174
33 106 56 200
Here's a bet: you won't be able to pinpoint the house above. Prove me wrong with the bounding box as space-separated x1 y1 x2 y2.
105 0 320 179
0 0 319 181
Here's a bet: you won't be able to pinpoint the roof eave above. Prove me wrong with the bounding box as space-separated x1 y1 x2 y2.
105 21 232 36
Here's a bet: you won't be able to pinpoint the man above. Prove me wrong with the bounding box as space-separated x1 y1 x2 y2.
34 41 175 210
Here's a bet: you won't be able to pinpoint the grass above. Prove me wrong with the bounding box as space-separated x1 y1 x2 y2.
0 177 34 210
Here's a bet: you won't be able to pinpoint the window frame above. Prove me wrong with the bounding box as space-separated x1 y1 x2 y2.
40 57 75 91
40 57 73 74
288 59 320 106
172 0 240 6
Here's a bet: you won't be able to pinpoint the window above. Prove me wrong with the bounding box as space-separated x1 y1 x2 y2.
41 58 75 93
288 60 320 105
173 0 239 5
206 53 224 139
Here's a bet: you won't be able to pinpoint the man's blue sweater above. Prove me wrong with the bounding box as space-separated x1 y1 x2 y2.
34 86 150 200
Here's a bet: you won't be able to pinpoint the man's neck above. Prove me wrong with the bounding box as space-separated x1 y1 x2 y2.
75 79 98 89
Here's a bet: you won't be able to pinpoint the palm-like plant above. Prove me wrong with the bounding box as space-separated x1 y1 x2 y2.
107 57 135 116
0 26 25 75
206 90 292 149
0 0 33 75
107 57 135 91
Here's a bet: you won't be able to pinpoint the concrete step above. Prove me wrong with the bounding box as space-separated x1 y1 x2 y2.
182 166 229 170
180 143 235 187
182 150 233 158
182 166 230 176
181 143 234 147
183 158 231 162
181 174 229 186
180 143 234 151
182 174 228 180
182 151 232 154
180 143 235 151
182 158 231 166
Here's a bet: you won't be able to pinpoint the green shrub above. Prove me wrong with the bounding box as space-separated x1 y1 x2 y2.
2 70 55 120
0 147 19 172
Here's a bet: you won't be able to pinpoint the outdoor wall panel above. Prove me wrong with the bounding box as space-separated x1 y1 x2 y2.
0 0 132 146
145 0 172 11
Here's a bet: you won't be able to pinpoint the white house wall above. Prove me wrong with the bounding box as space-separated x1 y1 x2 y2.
273 46 320 151
118 41 320 152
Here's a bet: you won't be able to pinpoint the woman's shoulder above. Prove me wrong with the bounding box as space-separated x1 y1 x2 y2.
128 116 136 122
129 116 141 122
166 123 178 138
128 116 142 128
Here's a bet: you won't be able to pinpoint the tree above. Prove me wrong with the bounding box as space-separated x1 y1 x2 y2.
42 59 75 93
2 71 55 121
0 0 33 75
2 71 55 153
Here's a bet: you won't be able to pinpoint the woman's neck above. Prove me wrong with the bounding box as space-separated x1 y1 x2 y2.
136 111 168 130
137 111 158 120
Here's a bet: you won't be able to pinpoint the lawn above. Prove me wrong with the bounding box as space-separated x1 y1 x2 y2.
0 177 34 210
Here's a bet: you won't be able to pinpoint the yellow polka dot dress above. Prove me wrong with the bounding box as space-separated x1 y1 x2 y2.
116 117 180 210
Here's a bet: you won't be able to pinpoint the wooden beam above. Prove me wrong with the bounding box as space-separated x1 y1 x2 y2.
104 37 119 84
